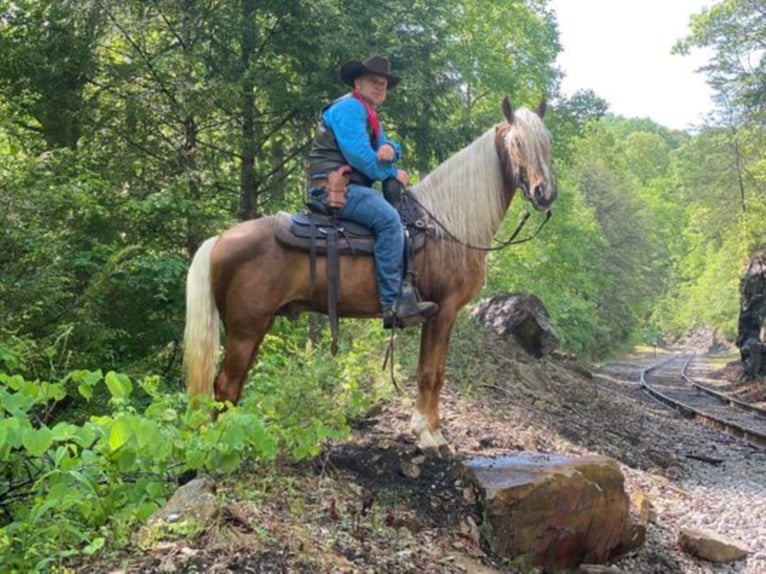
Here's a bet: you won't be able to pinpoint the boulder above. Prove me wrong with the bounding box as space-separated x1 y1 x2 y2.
678 527 750 563
136 476 219 548
471 293 559 357
737 250 766 377
464 452 641 571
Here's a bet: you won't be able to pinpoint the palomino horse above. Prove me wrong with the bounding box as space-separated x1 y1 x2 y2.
184 97 556 450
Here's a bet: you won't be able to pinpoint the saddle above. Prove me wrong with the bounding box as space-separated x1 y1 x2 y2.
273 194 429 353
273 206 426 256
274 211 376 255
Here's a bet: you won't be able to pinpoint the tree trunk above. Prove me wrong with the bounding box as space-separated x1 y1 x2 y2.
238 0 258 221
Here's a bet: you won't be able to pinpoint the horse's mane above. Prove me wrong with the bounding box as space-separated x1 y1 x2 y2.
412 108 551 248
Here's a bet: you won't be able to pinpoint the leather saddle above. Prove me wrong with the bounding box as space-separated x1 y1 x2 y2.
272 195 429 353
273 201 425 256
274 211 376 255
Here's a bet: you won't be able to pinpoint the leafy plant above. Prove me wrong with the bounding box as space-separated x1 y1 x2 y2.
0 320 392 572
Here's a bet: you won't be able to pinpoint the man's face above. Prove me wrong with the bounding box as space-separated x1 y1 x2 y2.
355 74 389 107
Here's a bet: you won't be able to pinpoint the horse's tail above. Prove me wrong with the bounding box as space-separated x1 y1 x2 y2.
184 236 220 404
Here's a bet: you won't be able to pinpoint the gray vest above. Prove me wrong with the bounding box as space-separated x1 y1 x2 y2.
308 95 377 186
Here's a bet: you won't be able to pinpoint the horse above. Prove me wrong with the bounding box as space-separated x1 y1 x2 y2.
184 96 557 450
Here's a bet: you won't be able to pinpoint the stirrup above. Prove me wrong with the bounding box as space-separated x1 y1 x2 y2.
382 281 438 329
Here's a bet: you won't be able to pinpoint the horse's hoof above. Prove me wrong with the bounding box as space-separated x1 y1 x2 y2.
415 443 455 459
416 442 438 455
437 443 455 458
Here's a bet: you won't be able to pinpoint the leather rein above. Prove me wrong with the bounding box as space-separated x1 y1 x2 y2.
403 189 552 252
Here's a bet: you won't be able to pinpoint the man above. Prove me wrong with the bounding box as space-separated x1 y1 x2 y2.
307 56 437 327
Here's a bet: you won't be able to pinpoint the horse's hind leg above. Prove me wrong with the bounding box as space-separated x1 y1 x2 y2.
214 316 274 404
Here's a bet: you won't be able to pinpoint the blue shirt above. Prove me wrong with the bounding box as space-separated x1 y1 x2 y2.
322 96 402 183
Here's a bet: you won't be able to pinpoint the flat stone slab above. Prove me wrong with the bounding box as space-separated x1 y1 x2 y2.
464 452 642 571
678 527 750 563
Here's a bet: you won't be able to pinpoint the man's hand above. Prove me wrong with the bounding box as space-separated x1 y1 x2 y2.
395 169 410 186
377 143 396 162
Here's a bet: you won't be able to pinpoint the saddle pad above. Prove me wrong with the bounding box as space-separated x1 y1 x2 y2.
274 212 375 255
291 212 374 237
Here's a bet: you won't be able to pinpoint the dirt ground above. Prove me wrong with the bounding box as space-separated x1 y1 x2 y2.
80 327 765 574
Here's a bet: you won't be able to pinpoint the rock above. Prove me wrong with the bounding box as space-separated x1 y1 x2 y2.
737 250 766 377
471 293 559 357
400 460 422 479
678 527 750 563
400 455 425 479
136 477 219 549
459 515 481 546
577 565 626 574
523 434 539 451
464 452 640 571
630 491 657 524
451 555 504 573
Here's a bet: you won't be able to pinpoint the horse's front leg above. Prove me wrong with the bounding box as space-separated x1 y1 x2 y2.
411 306 458 451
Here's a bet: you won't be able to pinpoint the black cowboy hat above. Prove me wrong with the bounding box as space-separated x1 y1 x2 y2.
340 56 401 89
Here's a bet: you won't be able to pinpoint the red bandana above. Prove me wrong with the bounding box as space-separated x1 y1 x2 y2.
351 89 381 141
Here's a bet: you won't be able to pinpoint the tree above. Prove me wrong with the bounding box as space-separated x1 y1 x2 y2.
0 0 104 150
676 0 766 127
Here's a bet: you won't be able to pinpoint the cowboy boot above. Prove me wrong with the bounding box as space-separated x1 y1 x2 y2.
383 280 438 328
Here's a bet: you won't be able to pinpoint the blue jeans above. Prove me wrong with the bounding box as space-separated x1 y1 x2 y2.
313 183 403 310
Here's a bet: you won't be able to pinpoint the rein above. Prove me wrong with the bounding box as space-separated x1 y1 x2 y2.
404 190 552 251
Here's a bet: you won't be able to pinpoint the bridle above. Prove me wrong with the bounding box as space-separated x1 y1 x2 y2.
403 190 552 252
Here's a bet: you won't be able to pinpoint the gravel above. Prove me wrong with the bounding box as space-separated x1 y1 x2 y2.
429 343 765 573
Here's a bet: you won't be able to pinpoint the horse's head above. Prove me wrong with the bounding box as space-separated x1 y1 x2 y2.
498 96 557 211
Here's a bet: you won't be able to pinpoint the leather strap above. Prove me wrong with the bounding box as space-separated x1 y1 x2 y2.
309 219 317 297
327 227 340 355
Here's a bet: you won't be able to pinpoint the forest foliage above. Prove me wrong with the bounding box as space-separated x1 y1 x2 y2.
0 0 764 569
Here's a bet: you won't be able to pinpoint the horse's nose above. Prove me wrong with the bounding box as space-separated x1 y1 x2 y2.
534 184 545 204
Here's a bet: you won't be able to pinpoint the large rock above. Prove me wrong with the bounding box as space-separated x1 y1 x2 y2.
678 527 750 563
471 293 559 357
464 452 642 571
136 476 219 548
737 250 766 377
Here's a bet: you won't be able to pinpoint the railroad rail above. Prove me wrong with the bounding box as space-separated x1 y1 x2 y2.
639 353 766 448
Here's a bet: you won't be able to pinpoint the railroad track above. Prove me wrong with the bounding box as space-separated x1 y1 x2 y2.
640 353 766 448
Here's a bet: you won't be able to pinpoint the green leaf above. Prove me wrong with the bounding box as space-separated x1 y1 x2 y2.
105 371 132 401
115 448 137 472
22 426 54 457
68 469 99 497
0 416 23 450
134 419 162 451
69 369 102 401
39 381 67 402
83 537 105 555
145 481 165 500
52 445 69 467
78 383 94 401
1 390 36 415
52 421 78 442
218 450 241 473
72 426 97 448
108 418 132 452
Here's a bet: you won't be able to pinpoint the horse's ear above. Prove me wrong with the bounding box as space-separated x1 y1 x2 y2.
502 96 514 123
536 98 547 119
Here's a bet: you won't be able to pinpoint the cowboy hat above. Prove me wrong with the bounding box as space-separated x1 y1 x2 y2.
340 56 401 89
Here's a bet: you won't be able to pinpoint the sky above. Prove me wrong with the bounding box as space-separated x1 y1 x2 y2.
548 0 715 131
